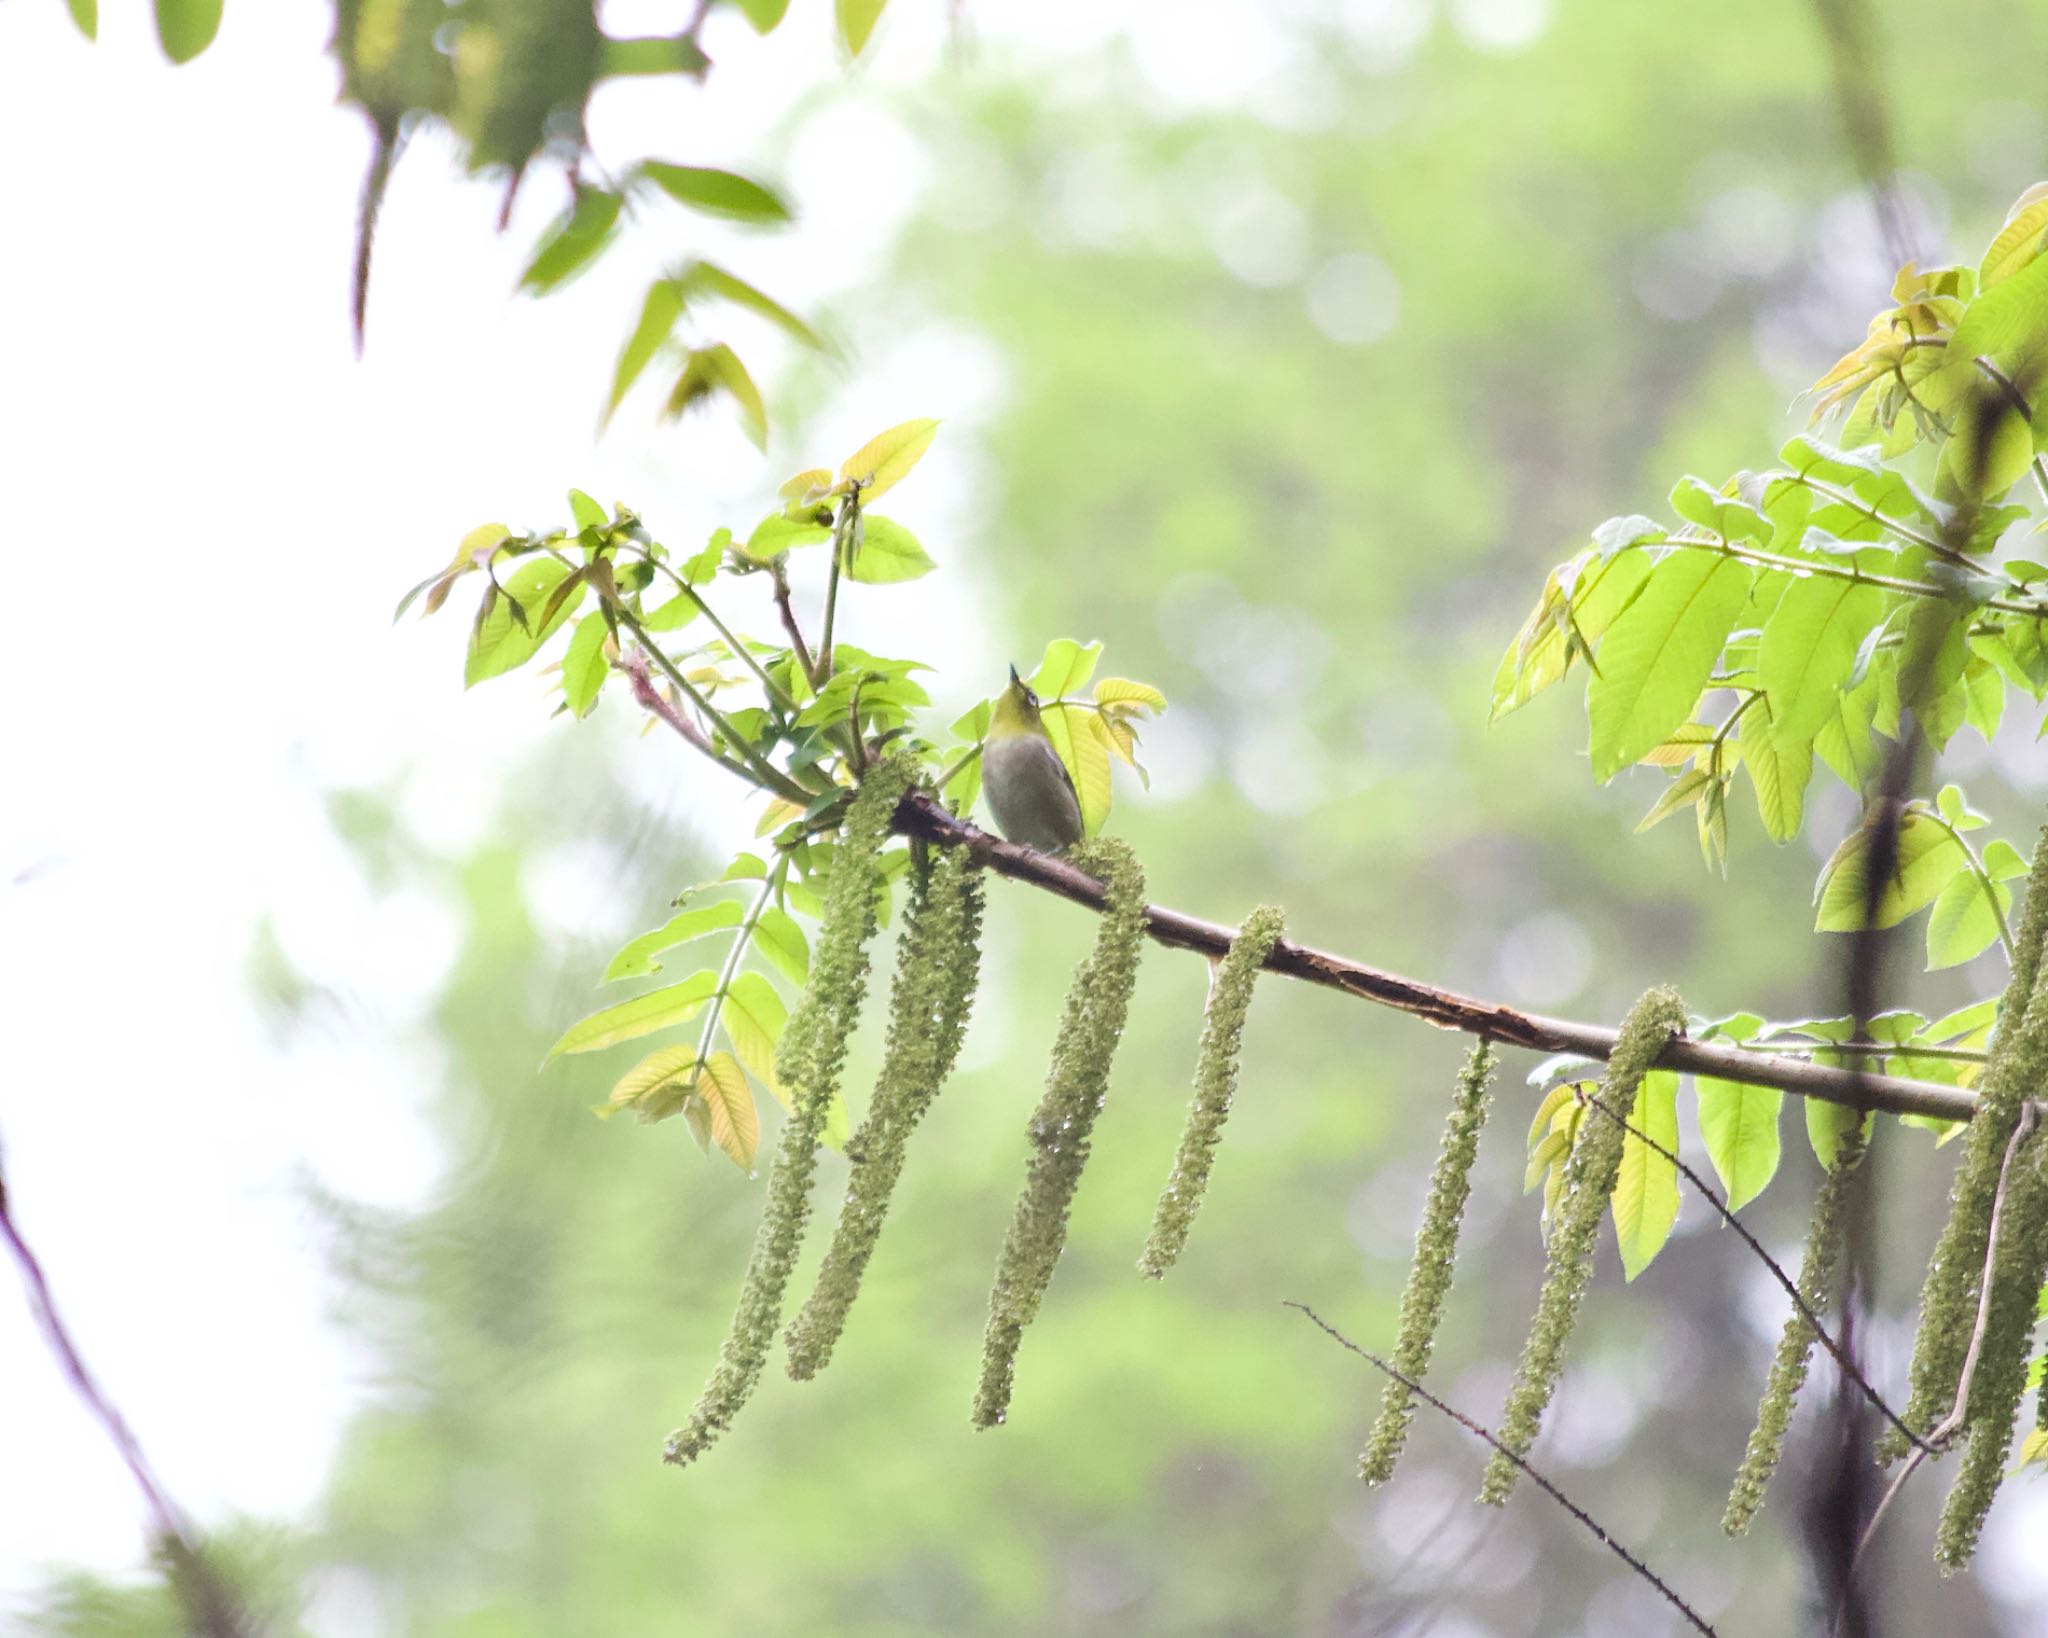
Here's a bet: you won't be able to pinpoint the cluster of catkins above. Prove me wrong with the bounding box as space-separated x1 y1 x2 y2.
1363 836 2048 1573
669 759 1290 1461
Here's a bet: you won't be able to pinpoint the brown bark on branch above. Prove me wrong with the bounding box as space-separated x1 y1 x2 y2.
892 792 1985 1125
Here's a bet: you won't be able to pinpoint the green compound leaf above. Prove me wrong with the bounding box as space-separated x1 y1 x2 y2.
1610 1068 1680 1281
1758 573 1887 741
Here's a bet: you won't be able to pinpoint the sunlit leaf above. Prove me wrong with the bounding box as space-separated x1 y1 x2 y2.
1586 551 1751 781
547 971 720 1059
1926 870 2011 970
840 418 938 502
606 279 685 422
560 611 610 719
1696 1077 1782 1212
605 1044 699 1122
1814 807 1969 932
638 162 791 225
697 1051 760 1170
1041 705 1116 837
67 0 97 39
1610 1069 1680 1280
602 900 746 983
155 0 221 62
846 514 935 583
466 559 584 687
520 187 623 292
753 908 810 984
1093 677 1167 711
1805 1096 1875 1169
1028 638 1104 702
836 0 888 56
733 0 791 31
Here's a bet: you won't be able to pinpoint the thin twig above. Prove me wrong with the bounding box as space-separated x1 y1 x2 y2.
0 1146 252 1638
1285 1302 1718 1638
891 793 1990 1124
1841 1104 2041 1616
768 558 818 682
1574 1090 1926 1453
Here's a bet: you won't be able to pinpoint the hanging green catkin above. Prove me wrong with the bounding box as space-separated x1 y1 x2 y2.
1936 1121 2048 1570
1138 904 1287 1278
1881 823 2048 1464
1478 987 1686 1506
784 850 986 1379
1722 1124 1870 1536
662 756 916 1468
1358 1039 1496 1487
973 838 1148 1430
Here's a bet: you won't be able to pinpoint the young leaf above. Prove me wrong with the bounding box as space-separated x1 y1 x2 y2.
1814 808 1969 931
721 972 788 1089
561 611 610 719
1740 699 1813 844
1094 677 1168 711
1610 1068 1680 1280
547 971 721 1059
697 1052 760 1170
666 344 767 447
840 418 938 502
67 0 96 38
1805 1097 1875 1169
733 0 791 31
155 0 221 62
606 1044 700 1122
607 279 686 421
679 262 823 351
521 187 623 292
466 559 585 687
846 515 935 583
1041 705 1117 836
603 901 747 982
1586 552 1751 781
836 0 889 56
1491 547 1653 723
637 163 792 225
1926 871 2011 970
753 908 811 984
1696 1078 1782 1212
1758 574 1886 740
1028 638 1104 702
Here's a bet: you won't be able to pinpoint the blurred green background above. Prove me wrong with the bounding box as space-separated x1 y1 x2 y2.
16 2 2048 1634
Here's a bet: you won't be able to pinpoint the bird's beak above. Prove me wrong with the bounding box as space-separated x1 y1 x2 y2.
1008 663 1022 687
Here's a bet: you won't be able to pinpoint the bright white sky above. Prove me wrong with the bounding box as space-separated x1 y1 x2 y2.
6 1 2048 1630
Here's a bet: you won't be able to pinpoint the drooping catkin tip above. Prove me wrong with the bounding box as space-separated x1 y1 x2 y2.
1354 1039 1494 1488
1140 903 1286 1278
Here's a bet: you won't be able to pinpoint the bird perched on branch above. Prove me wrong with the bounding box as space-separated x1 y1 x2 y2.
983 665 1085 853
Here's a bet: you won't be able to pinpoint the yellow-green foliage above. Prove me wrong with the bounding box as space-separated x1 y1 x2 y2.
1479 988 1685 1505
1936 1121 2048 1570
1138 904 1286 1279
973 839 1148 1429
1359 1039 1495 1486
663 757 916 1467
1884 826 2048 1464
1722 1126 1868 1536
785 850 985 1380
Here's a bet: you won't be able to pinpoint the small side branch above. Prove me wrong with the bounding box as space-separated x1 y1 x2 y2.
1286 1302 1718 1638
0 1146 252 1638
892 794 1985 1124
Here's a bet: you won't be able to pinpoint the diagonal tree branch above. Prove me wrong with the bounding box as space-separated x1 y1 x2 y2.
891 792 1988 1124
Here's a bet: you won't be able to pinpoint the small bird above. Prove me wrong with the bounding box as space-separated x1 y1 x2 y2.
983 665 1085 852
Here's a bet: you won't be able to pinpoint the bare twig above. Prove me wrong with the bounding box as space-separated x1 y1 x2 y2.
768 558 818 682
1840 1104 2041 1624
0 1144 252 1638
1574 1090 1925 1454
891 793 1988 1124
1285 1302 1718 1638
